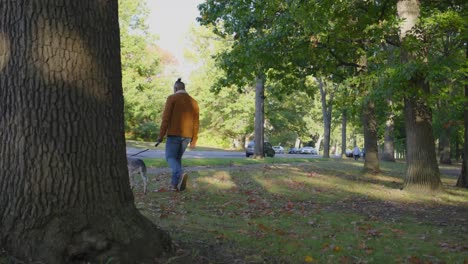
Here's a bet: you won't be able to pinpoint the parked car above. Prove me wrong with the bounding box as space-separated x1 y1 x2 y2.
288 147 300 154
246 141 276 157
301 146 318 155
272 146 284 154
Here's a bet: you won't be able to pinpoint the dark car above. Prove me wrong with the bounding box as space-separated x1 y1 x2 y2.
246 141 275 158
345 149 353 157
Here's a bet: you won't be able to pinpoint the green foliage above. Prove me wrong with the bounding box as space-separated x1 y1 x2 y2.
119 0 169 141
194 0 466 159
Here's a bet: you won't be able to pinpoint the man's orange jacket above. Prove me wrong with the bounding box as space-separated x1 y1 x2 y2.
158 91 199 145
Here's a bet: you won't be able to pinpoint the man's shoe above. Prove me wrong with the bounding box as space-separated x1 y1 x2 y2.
169 185 179 192
178 173 188 191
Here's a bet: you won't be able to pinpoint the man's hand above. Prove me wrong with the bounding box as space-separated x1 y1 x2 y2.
189 142 196 149
155 138 162 147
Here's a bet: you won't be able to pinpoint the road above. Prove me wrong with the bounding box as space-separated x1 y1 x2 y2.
126 147 325 159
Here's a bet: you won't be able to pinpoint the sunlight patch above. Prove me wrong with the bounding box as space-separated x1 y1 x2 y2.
198 171 237 189
0 32 10 73
31 16 106 100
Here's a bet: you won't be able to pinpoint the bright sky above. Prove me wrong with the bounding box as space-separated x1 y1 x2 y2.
147 0 203 77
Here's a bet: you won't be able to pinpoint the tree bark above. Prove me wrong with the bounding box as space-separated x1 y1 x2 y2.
318 78 333 158
341 110 347 158
397 0 442 191
362 101 380 172
0 1 172 263
254 75 265 158
403 85 442 190
381 101 396 162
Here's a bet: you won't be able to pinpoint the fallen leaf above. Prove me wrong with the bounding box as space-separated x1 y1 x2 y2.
257 223 270 232
390 228 405 235
333 246 342 252
366 229 381 237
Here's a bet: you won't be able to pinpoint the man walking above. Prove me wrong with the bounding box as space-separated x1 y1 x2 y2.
157 78 199 191
353 146 361 161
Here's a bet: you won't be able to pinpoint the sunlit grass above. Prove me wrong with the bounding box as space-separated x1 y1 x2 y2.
143 156 320 168
197 171 237 190
126 139 240 152
134 158 467 263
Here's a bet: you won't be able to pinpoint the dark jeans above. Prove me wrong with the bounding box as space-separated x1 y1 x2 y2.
165 136 191 186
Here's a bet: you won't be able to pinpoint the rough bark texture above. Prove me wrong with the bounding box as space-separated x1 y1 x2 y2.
398 0 442 191
381 103 396 162
254 75 265 158
0 1 172 263
341 110 347 158
318 78 333 158
362 101 380 173
403 93 442 190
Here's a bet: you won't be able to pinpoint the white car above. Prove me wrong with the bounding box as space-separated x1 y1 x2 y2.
272 146 284 154
300 147 318 155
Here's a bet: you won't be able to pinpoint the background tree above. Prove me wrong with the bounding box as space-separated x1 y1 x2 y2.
396 0 465 190
0 1 171 262
186 25 255 148
198 0 319 157
119 0 169 141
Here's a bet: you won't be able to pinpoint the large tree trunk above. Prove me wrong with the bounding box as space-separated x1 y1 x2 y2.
362 101 380 172
381 101 396 162
403 86 442 190
398 0 442 191
0 1 172 263
254 75 265 158
318 78 333 158
341 110 347 158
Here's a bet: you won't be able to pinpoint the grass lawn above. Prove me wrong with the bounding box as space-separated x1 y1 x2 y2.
134 158 468 264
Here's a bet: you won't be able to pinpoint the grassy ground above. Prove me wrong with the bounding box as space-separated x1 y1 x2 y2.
134 158 468 264
1 157 466 263
126 139 238 152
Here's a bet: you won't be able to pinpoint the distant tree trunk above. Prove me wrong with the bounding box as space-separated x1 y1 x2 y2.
456 101 468 187
362 101 380 172
241 135 247 150
341 110 347 158
0 1 172 263
318 78 333 158
381 102 396 162
316 134 323 152
254 75 265 158
295 137 302 148
456 48 468 188
398 0 442 191
439 127 452 164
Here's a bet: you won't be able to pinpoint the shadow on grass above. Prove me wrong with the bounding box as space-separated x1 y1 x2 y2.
133 159 468 264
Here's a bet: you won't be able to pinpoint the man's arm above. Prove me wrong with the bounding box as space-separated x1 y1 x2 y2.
190 99 200 148
158 96 173 142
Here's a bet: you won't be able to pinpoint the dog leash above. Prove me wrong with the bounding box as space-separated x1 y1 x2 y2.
127 142 161 158
128 149 149 158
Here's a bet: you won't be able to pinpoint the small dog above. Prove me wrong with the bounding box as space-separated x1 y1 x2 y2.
127 157 148 194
